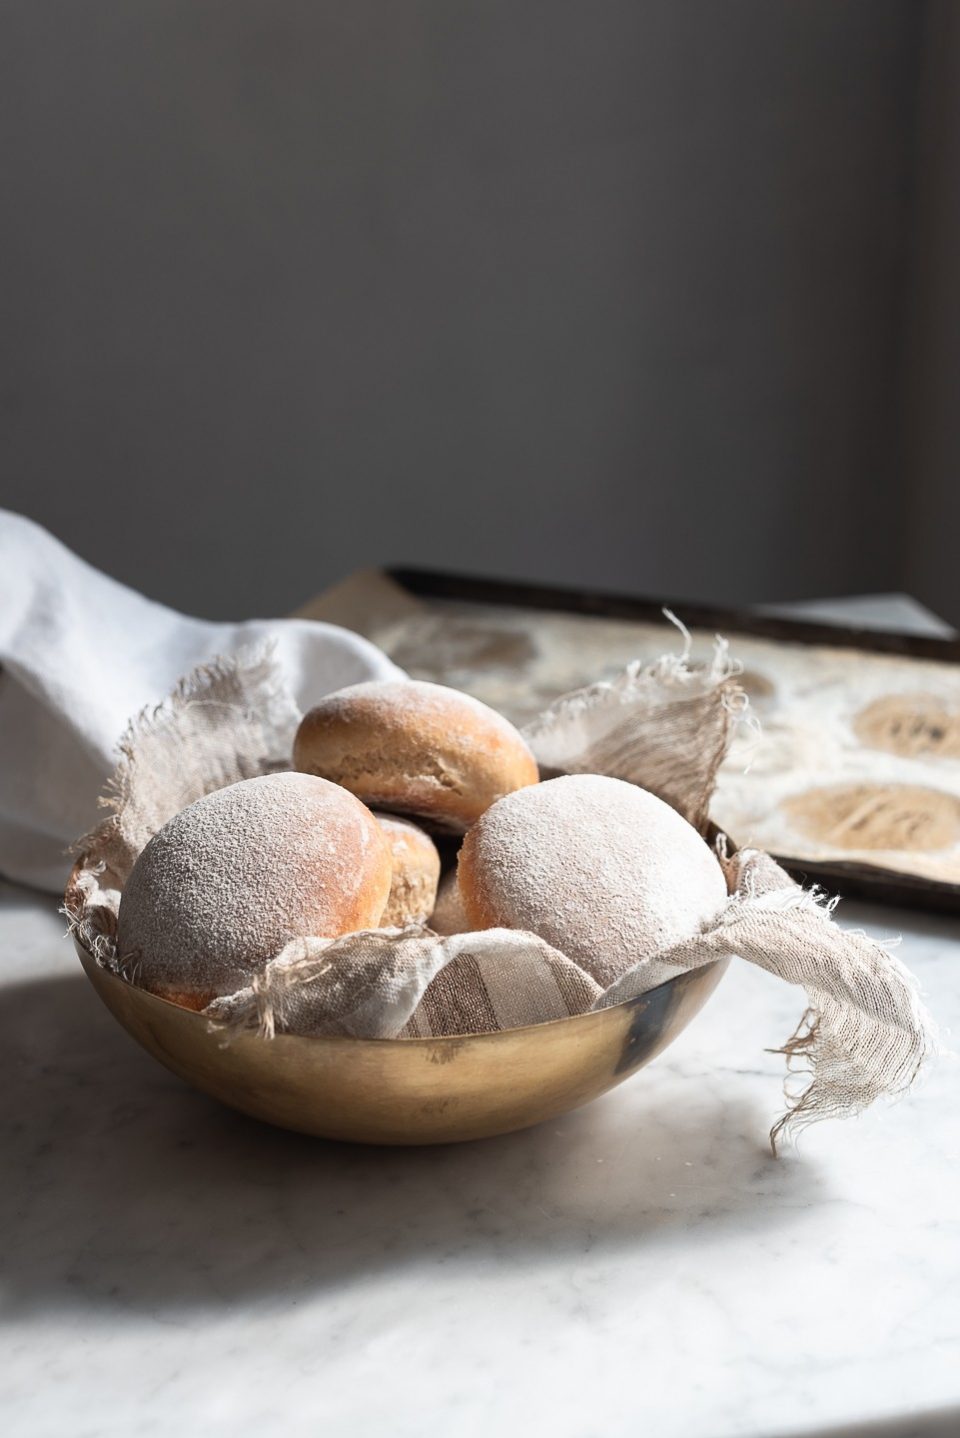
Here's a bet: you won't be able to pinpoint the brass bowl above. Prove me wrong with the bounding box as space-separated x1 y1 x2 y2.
74 937 728 1144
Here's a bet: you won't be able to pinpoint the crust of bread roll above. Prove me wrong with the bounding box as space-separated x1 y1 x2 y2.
428 869 473 936
294 680 539 833
375 813 442 926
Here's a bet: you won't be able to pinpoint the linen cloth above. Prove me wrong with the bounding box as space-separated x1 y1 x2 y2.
0 510 402 890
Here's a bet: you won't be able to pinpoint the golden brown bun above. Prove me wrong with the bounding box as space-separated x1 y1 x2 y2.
375 813 441 926
458 774 728 988
293 680 539 833
117 773 393 1007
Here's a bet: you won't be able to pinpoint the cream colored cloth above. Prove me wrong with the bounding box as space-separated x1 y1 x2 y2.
0 510 402 890
206 928 603 1040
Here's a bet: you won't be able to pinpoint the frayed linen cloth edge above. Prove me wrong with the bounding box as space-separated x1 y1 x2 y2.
522 615 753 749
598 845 938 1151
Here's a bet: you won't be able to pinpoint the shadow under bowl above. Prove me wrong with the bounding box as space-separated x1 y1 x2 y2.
74 938 728 1145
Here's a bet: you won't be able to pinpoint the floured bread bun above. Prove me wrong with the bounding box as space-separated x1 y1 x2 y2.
293 679 539 832
375 814 441 926
117 772 392 1009
457 774 728 988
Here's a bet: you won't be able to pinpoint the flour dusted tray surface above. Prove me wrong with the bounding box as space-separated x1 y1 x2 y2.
304 569 960 913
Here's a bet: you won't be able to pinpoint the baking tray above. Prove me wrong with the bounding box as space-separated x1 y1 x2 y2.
381 567 960 915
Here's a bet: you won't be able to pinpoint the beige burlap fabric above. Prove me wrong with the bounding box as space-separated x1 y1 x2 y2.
402 939 602 1037
206 928 602 1040
601 846 932 1145
66 637 935 1147
524 620 747 832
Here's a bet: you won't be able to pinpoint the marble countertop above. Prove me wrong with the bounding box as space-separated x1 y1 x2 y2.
2 595 958 1438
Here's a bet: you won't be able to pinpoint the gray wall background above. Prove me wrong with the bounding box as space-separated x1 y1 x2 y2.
3 2 952 621
903 1 960 625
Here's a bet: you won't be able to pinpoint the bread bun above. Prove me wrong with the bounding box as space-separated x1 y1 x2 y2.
293 679 539 832
117 772 392 1008
428 869 473 936
458 774 727 988
375 813 441 926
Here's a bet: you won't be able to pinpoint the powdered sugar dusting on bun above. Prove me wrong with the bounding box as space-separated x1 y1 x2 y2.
117 772 392 1007
293 679 539 832
458 774 727 987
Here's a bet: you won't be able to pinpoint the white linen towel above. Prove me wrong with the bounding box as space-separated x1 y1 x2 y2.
0 510 402 891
